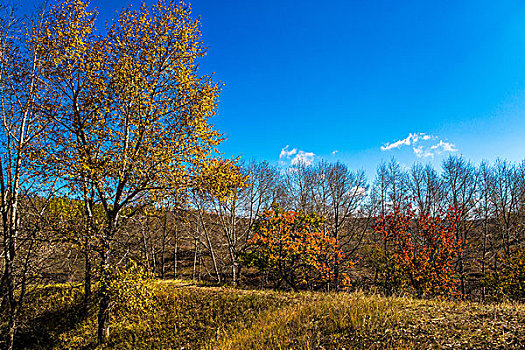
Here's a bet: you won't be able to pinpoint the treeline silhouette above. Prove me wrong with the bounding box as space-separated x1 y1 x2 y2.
5 156 524 301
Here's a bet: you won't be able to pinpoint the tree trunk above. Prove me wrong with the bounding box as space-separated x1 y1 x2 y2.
4 230 17 350
6 315 17 350
198 245 202 281
192 237 198 281
84 250 91 313
97 226 113 344
97 247 111 343
204 229 221 283
5 263 16 350
481 218 488 302
160 209 167 279
173 228 178 279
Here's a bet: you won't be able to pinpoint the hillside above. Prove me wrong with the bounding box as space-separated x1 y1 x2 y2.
5 280 524 350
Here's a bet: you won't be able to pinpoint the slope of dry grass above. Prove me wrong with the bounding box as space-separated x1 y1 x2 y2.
4 280 524 349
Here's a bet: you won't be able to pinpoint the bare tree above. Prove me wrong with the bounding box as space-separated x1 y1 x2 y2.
371 159 408 215
408 163 445 216
312 161 369 288
475 160 496 300
371 161 389 217
282 162 316 213
490 159 521 255
441 155 477 294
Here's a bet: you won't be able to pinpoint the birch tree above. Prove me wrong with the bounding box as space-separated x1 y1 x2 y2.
0 4 54 349
34 0 223 342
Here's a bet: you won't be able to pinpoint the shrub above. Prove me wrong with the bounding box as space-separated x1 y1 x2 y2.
372 205 463 297
241 205 351 291
484 246 525 301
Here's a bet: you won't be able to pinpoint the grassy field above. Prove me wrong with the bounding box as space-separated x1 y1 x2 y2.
4 280 524 349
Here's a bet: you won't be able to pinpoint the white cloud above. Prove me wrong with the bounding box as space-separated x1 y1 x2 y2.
279 145 316 168
413 145 434 158
291 150 315 166
381 132 435 151
431 140 457 153
279 145 297 159
381 132 457 158
381 134 414 151
332 150 339 156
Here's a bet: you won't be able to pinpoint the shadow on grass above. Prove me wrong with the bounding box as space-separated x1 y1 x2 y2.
15 295 96 350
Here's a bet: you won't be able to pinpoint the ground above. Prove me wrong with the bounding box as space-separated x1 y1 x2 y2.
3 280 524 349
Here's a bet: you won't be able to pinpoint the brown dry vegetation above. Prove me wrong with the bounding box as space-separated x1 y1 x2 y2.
4 280 523 350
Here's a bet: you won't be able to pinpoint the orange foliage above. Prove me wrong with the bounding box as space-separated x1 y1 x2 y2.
243 205 351 291
373 205 463 297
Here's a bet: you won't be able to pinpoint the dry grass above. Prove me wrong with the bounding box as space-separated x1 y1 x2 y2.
4 281 524 349
210 292 525 349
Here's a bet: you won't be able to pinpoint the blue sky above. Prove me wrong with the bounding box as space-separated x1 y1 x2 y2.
22 0 525 177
